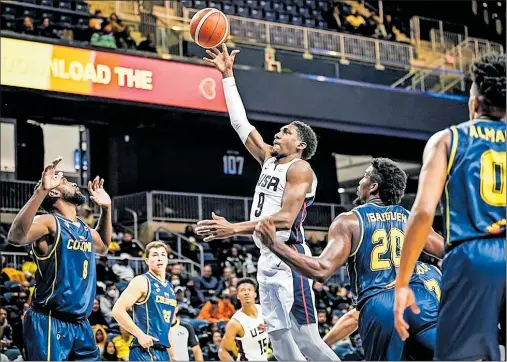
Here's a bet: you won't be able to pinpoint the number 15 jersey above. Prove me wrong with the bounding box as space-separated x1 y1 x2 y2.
442 118 506 252
250 157 317 254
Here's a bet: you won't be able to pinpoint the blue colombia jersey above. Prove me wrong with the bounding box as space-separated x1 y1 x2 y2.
132 272 176 348
31 214 96 321
347 200 423 309
415 261 442 301
441 118 506 252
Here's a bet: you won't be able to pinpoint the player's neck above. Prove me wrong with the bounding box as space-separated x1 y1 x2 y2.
276 153 301 164
148 270 166 282
366 196 383 205
241 304 257 317
52 204 77 221
475 110 506 121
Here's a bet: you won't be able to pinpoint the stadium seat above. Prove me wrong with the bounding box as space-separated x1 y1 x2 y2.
1 6 17 20
284 4 298 15
292 14 302 26
58 1 72 10
271 2 282 11
316 0 329 12
316 18 326 29
236 5 248 17
3 281 20 292
75 2 89 13
194 0 207 10
3 293 15 304
180 0 193 8
277 12 290 24
250 7 262 19
107 333 120 341
303 16 315 28
303 0 316 8
244 0 257 6
264 9 275 21
259 0 269 7
222 2 235 15
300 6 311 18
22 9 37 19
40 0 54 7
41 11 55 21
208 1 222 10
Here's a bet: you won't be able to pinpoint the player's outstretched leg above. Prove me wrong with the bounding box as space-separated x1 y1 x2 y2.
269 328 306 361
290 315 340 361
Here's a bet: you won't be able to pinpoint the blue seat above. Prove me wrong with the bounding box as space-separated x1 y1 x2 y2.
277 12 290 23
108 332 120 341
75 2 89 13
285 4 298 15
3 292 15 304
208 1 222 10
2 6 18 19
194 0 207 9
300 6 311 17
271 1 282 11
59 1 72 10
5 349 21 361
203 252 216 261
303 16 315 28
258 0 269 7
316 0 329 12
291 14 302 26
41 0 54 7
22 9 37 19
4 281 20 292
244 0 256 6
222 2 235 15
264 9 275 21
250 7 262 19
236 5 248 16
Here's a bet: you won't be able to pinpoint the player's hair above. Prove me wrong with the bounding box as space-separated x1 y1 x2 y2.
34 181 57 212
291 121 318 160
145 241 170 257
369 158 407 205
236 277 257 290
470 55 506 109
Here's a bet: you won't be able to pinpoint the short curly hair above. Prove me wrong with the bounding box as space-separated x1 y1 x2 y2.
291 121 318 160
470 55 506 109
369 158 407 205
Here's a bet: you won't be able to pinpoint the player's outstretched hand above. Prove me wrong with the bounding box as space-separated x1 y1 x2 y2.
254 217 276 249
195 212 234 242
137 333 159 349
87 176 111 209
40 156 63 191
203 43 240 76
393 285 420 341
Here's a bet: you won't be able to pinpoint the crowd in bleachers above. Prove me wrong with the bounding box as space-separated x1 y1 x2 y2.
0 206 363 361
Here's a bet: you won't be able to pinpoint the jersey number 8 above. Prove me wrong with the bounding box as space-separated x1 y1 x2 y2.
370 228 404 271
163 310 173 323
82 260 88 279
480 150 506 207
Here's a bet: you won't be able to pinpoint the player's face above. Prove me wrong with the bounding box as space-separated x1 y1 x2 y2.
146 247 168 275
271 124 305 159
52 177 86 206
237 283 256 306
354 166 376 206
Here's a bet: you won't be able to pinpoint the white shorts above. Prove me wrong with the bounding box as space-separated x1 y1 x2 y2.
257 244 317 332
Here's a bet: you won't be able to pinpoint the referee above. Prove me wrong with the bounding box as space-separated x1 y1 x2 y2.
170 305 204 361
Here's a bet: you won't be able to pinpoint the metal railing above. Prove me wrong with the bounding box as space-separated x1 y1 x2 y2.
113 190 338 230
411 16 468 52
167 8 414 68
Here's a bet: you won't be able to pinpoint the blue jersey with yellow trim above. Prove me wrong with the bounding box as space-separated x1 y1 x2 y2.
31 214 96 321
132 272 176 348
442 118 506 251
415 261 442 302
347 201 423 309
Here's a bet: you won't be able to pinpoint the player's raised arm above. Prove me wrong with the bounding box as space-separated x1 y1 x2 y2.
7 157 63 246
218 319 243 361
112 276 159 349
87 176 112 255
394 129 450 340
323 308 359 346
203 44 272 165
255 212 355 283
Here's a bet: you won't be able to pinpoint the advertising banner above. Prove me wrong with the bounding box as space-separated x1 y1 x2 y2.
1 37 227 112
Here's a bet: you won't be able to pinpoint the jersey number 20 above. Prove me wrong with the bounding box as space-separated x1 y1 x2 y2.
370 228 404 271
480 150 506 207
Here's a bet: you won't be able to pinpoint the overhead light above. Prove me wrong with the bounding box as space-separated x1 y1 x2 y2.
338 188 345 194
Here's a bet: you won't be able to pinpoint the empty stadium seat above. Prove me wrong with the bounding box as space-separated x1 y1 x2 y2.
193 0 207 10
58 1 72 10
236 5 248 17
277 12 290 24
40 0 54 7
208 1 222 10
250 7 262 19
258 0 269 7
222 2 235 15
56 14 72 28
284 4 298 15
244 0 257 6
41 11 55 21
22 9 37 19
1 18 16 30
300 6 311 18
292 14 302 26
271 2 282 11
75 2 89 13
1 6 17 20
303 16 315 28
264 9 275 21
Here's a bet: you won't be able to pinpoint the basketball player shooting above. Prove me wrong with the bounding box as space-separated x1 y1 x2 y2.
8 157 112 361
196 44 339 361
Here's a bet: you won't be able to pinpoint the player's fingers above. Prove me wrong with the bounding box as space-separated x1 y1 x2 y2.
51 156 63 166
203 57 215 65
221 43 228 55
410 302 420 315
203 235 215 242
88 180 93 192
206 50 217 59
151 337 159 341
94 175 100 188
196 220 215 226
212 47 221 55
55 172 63 181
230 50 240 58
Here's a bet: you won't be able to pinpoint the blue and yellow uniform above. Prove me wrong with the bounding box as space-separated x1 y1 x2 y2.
129 272 176 361
436 118 506 360
347 201 439 361
24 214 99 361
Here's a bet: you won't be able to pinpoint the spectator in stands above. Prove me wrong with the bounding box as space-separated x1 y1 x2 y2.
169 263 187 286
217 267 233 296
21 254 36 277
345 9 366 33
383 15 395 41
97 256 118 283
93 325 108 354
89 298 109 327
174 286 199 317
91 22 117 49
119 232 143 257
37 17 57 39
102 341 120 361
112 253 135 282
203 331 222 361
330 5 343 31
109 13 134 49
196 265 219 301
185 279 205 308
99 281 120 322
91 10 104 31
21 16 36 35
227 286 240 309
313 281 338 310
112 326 133 361
1 264 26 283
0 309 12 353
137 34 157 53
223 247 243 276
317 310 331 338
197 296 235 324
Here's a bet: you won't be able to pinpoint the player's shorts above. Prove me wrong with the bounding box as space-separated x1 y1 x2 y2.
23 307 100 361
129 346 169 361
358 285 438 361
257 244 316 332
435 237 506 361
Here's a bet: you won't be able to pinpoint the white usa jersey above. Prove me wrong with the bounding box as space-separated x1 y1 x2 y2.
250 157 317 253
233 304 269 361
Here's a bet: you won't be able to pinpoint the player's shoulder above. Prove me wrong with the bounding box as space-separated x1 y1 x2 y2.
287 159 313 178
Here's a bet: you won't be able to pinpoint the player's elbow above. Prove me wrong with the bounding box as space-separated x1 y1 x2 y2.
7 229 25 246
315 260 335 283
274 213 294 230
111 303 123 321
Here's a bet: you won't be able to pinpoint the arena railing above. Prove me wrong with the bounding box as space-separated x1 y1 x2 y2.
1 251 197 278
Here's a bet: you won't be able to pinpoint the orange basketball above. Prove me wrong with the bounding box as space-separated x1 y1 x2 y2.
189 8 230 49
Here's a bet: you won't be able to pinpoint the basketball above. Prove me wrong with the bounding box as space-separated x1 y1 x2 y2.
189 8 230 49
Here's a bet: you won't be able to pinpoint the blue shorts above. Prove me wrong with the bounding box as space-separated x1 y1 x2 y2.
23 308 100 361
358 285 438 361
436 238 506 360
129 346 169 361
291 244 316 325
